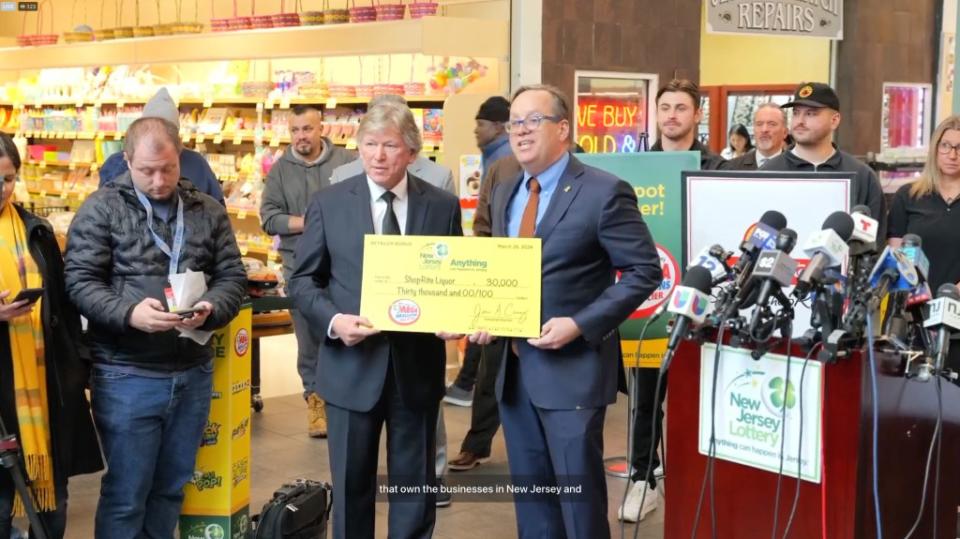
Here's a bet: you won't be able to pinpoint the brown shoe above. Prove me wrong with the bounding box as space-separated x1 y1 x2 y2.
448 451 490 471
307 393 328 438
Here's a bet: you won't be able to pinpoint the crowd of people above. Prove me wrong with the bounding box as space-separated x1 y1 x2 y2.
0 73 959 539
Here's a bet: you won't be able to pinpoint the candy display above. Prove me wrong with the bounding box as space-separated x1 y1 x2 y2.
428 58 488 95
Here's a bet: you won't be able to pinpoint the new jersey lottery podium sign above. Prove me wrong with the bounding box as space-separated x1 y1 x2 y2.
180 304 253 539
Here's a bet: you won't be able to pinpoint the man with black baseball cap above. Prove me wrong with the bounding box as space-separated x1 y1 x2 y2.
762 82 886 226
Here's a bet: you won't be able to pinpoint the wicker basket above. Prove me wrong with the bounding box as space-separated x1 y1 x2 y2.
408 2 437 18
132 26 154 37
349 2 376 23
113 26 134 38
251 14 274 29
299 11 324 25
210 17 230 31
323 9 348 24
228 16 253 30
374 2 405 21
16 35 34 46
64 30 95 43
272 12 300 27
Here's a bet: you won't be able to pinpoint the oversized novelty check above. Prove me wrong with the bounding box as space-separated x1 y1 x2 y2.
359 235 541 337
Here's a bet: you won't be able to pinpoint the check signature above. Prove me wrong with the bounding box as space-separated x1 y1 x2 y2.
471 303 529 329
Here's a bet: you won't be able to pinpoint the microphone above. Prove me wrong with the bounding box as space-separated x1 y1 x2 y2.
689 244 733 285
750 228 799 310
924 284 960 369
665 266 714 353
794 211 854 298
867 246 920 293
898 233 930 283
849 204 879 255
733 210 787 276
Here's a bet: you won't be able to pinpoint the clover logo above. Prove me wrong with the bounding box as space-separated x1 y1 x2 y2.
767 377 796 410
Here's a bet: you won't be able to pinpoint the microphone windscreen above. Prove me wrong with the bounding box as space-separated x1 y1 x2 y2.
759 210 787 231
936 283 960 300
683 266 714 294
822 211 855 241
775 228 798 254
851 204 872 217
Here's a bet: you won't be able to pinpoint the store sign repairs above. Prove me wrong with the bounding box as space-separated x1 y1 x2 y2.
706 0 843 40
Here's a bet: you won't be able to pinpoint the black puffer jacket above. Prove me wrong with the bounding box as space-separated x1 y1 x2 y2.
64 172 246 371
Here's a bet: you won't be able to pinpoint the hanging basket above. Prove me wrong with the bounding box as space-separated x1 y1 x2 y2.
349 0 375 23
299 10 324 25
374 0 404 21
408 2 437 19
63 0 96 42
322 0 349 24
20 1 59 47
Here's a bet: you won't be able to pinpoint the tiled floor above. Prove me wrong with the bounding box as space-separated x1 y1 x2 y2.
46 390 664 538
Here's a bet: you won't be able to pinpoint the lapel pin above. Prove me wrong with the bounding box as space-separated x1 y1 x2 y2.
563 185 571 193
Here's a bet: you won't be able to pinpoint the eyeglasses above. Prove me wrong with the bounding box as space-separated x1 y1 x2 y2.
938 141 960 156
505 113 563 133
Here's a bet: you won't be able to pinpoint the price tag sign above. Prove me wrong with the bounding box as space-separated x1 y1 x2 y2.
233 132 243 145
325 98 337 109
196 133 206 144
237 210 247 220
269 135 280 148
239 244 249 256
38 162 46 170
68 162 77 171
78 192 87 201
96 132 106 140
256 103 264 112
181 132 192 144
116 100 125 108
113 132 123 141
60 190 68 200
280 97 291 109
75 98 84 108
213 134 223 144
345 139 357 150
268 250 279 261
422 143 435 153
78 132 94 139
65 131 77 139
94 99 103 108
39 190 47 197
33 99 42 109
90 163 98 172
265 99 275 110
203 97 213 108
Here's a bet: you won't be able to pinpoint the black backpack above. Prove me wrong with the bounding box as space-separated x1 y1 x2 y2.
254 479 332 539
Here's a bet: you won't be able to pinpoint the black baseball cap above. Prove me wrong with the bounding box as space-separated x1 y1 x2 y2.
476 96 510 122
781 82 840 110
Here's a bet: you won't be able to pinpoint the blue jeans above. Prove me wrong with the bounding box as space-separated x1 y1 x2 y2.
91 361 213 539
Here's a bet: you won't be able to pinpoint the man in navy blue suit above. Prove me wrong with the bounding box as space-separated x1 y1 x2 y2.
482 85 662 538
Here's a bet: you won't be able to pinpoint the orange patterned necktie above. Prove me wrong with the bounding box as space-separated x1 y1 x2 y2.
518 177 540 238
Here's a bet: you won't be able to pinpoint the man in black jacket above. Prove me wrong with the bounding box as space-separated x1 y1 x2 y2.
651 78 726 171
64 117 246 539
761 82 886 231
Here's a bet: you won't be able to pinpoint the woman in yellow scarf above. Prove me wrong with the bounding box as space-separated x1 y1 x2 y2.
0 133 102 538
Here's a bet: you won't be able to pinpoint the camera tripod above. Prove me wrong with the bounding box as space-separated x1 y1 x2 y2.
0 414 49 539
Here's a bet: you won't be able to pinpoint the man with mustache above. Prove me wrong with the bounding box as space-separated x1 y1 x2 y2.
725 103 789 170
260 104 356 438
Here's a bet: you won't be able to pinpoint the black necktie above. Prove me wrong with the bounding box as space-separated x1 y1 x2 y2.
381 191 401 235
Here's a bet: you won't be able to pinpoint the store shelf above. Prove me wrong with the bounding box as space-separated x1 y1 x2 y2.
0 95 445 108
25 160 95 168
0 17 508 71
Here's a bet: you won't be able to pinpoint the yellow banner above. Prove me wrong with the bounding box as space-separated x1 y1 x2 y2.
360 235 542 337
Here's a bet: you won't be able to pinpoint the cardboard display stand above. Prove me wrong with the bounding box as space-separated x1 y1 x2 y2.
180 304 253 539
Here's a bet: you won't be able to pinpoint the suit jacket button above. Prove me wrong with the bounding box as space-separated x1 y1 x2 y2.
576 405 582 410
50 315 59 328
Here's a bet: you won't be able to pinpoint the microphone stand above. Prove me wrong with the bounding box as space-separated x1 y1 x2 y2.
0 415 50 539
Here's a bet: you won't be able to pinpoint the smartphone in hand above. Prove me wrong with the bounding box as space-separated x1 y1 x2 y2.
12 288 43 304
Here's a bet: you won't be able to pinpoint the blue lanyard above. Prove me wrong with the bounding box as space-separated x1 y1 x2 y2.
135 188 185 277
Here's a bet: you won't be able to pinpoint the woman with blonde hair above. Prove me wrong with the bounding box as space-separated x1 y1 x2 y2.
888 115 960 292
0 132 102 538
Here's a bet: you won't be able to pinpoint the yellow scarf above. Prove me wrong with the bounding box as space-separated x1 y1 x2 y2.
0 201 54 515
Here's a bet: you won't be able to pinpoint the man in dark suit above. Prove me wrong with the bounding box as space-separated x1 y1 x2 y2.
483 85 662 538
724 103 789 171
289 103 463 539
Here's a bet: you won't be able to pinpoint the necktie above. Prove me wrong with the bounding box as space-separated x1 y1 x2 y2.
518 177 540 238
381 191 401 235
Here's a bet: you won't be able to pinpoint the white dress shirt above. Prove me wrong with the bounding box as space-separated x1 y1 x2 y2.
327 174 409 338
755 149 781 169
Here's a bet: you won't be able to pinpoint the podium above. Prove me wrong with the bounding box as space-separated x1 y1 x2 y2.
664 337 960 538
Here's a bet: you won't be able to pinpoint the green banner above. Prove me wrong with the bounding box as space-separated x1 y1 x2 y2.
578 152 697 367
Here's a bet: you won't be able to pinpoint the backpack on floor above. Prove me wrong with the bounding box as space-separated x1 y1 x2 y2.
253 479 332 539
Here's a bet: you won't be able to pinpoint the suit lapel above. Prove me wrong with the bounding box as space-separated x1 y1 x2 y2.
405 175 429 236
349 176 376 235
536 156 583 242
496 171 524 236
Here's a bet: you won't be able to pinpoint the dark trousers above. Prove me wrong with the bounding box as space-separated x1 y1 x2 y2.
0 470 67 539
452 341 482 391
630 367 668 487
499 349 609 539
325 363 438 539
459 340 505 457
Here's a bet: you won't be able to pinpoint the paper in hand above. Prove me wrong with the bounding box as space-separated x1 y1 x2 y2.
168 269 213 345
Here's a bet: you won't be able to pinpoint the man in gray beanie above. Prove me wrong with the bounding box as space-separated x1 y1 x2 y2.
98 87 225 205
